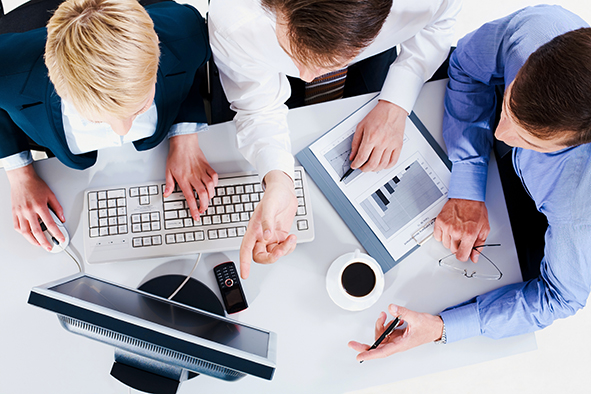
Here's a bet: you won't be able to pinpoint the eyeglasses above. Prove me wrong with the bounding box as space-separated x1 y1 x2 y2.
438 244 503 280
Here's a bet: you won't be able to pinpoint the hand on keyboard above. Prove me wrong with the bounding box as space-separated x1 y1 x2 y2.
239 170 298 279
165 134 219 220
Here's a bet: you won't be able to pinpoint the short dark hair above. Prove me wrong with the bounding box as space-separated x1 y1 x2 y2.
510 28 591 146
262 0 392 68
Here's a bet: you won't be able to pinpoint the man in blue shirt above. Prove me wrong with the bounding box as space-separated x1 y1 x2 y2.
349 5 591 358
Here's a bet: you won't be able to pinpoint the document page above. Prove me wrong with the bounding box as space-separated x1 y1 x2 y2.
308 96 450 261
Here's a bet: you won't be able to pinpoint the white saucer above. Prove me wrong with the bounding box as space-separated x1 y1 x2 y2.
326 250 384 311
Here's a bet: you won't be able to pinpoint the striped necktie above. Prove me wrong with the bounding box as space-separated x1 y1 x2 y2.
304 68 348 105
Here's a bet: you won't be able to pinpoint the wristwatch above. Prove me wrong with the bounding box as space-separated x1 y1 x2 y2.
434 316 447 344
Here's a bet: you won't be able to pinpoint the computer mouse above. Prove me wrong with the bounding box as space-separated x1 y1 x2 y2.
40 210 70 253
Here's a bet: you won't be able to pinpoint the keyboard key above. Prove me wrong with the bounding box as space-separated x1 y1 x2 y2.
195 231 204 241
152 221 161 231
150 212 160 221
166 234 176 244
108 208 117 217
226 186 235 195
165 211 178 220
89 211 99 228
179 210 188 219
119 225 128 234
140 196 150 205
295 188 304 197
133 238 143 247
185 232 195 242
176 233 185 243
108 189 126 199
297 206 306 216
228 228 237 237
222 214 231 223
245 184 254 193
90 228 99 238
184 218 193 227
232 195 241 204
294 170 302 180
216 206 225 214
216 187 226 196
240 212 250 221
294 179 303 188
165 220 183 229
208 230 218 239
149 185 158 195
100 218 108 227
245 202 253 211
100 227 109 236
202 216 212 225
88 192 98 210
143 237 152 246
297 220 308 230
231 213 240 222
213 197 222 206
117 198 126 207
141 213 150 222
225 205 234 213
129 188 139 197
235 185 244 194
107 199 117 208
152 235 162 245
235 204 244 212
131 214 141 223
109 226 118 235
222 196 231 205
219 229 228 238
118 216 127 224
139 187 148 195
254 184 263 192
164 201 184 211
298 197 305 206
98 191 107 200
212 215 221 224
142 223 151 232
108 217 118 226
237 227 246 236
117 207 126 216
250 193 259 202
99 209 108 218
132 224 141 233
98 200 107 209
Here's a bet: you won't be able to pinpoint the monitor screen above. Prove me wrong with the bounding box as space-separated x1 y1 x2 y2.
49 276 269 358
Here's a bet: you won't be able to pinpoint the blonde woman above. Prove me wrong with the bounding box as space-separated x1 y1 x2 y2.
0 0 214 250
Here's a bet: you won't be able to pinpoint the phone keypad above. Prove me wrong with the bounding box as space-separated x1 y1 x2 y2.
215 263 239 289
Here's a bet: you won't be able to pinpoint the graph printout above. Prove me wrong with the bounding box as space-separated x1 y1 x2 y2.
299 95 451 270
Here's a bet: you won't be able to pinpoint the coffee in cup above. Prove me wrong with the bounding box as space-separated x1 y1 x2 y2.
341 261 376 297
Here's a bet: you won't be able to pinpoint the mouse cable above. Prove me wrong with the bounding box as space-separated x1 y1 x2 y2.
168 253 202 300
52 237 83 273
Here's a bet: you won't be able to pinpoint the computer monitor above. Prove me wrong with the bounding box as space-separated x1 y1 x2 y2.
28 274 277 393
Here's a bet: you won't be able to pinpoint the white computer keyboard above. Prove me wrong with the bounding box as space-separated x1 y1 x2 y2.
82 167 314 264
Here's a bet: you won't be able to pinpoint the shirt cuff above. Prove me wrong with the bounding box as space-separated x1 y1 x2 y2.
255 147 295 185
448 162 489 202
167 122 209 138
440 302 481 343
378 67 425 115
1 151 33 171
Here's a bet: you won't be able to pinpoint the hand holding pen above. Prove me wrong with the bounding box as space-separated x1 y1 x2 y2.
348 305 446 361
359 316 400 363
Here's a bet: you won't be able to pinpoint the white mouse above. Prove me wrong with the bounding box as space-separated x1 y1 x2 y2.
41 210 70 253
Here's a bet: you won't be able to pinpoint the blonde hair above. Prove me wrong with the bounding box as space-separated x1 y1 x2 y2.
45 0 160 119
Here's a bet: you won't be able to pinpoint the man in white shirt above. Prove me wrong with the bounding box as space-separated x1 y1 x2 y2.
209 0 461 277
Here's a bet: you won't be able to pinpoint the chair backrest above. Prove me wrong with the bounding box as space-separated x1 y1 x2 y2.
0 0 64 34
0 0 4 18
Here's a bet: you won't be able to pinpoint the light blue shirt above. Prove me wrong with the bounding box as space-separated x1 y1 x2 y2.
439 5 591 343
1 100 207 171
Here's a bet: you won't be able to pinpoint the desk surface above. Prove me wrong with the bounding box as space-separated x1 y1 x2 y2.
0 79 536 393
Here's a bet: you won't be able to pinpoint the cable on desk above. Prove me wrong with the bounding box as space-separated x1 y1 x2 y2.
52 238 83 273
168 253 202 300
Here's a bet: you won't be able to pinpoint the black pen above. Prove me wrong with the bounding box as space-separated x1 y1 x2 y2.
340 167 355 182
359 317 400 364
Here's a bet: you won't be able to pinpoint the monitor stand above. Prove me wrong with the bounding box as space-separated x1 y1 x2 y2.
110 274 224 394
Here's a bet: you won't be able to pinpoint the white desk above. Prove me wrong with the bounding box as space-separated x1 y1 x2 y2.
0 79 536 393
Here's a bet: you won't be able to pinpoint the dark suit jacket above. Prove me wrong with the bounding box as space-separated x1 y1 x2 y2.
0 2 210 169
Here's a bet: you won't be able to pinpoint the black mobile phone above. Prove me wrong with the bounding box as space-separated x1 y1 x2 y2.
213 261 248 314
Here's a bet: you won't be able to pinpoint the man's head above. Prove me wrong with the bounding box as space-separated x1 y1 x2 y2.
496 28 591 151
265 0 393 82
45 0 160 135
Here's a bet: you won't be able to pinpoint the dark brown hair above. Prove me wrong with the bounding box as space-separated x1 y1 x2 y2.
510 28 591 146
262 0 392 68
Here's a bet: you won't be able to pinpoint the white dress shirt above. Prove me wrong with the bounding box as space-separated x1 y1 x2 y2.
208 0 461 181
1 99 207 171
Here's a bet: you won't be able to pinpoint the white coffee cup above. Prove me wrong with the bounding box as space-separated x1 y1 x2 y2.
326 249 385 311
